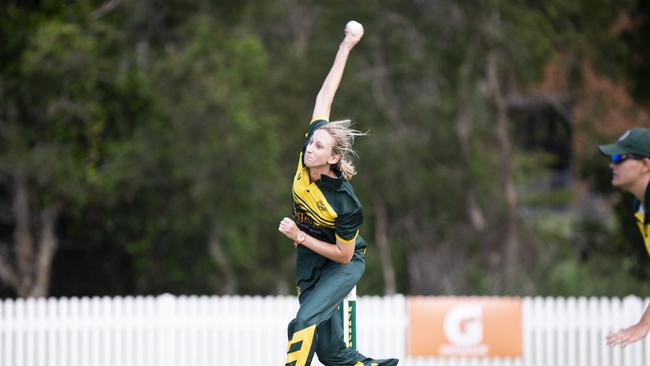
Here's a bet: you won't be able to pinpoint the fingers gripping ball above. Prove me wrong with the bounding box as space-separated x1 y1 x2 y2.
345 20 364 37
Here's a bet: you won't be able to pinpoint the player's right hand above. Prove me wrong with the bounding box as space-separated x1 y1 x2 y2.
342 29 363 50
606 322 650 347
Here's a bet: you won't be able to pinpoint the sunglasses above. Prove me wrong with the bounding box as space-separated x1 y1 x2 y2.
611 154 646 165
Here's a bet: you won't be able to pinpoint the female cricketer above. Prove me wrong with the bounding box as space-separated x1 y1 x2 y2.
599 128 650 347
277 22 399 366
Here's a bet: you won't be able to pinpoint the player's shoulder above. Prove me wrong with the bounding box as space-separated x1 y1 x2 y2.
334 181 362 214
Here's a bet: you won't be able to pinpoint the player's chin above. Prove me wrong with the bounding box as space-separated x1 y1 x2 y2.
304 158 319 168
611 177 628 189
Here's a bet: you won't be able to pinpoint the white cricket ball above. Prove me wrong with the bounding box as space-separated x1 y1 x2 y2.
346 20 364 36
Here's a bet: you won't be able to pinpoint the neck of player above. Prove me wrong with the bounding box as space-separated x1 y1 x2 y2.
631 175 650 204
309 165 336 183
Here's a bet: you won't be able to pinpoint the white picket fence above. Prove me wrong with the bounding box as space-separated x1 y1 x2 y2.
0 294 648 366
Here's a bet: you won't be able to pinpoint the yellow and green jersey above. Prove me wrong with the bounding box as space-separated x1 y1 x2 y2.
633 192 650 256
292 119 366 266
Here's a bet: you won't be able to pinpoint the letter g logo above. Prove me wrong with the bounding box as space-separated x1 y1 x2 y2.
443 303 483 347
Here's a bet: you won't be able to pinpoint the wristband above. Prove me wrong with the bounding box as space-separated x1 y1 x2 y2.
295 231 306 244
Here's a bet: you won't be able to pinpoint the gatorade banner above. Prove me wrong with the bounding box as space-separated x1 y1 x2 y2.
407 297 522 357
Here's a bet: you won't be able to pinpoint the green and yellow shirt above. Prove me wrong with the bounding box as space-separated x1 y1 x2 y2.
633 182 650 255
292 119 366 268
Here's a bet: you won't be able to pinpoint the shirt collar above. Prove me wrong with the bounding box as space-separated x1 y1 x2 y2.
317 167 345 190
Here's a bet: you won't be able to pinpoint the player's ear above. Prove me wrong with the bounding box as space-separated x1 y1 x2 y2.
643 157 650 173
328 154 340 165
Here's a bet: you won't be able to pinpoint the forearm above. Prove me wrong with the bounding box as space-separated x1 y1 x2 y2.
300 233 353 264
312 28 361 121
314 46 351 115
639 304 650 329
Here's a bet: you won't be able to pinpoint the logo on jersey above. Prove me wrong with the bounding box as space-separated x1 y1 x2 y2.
316 201 327 211
293 204 316 226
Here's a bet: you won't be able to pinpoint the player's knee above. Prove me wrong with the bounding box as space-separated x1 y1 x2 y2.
293 316 313 331
288 316 315 336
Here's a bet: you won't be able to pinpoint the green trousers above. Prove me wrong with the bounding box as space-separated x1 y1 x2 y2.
285 250 399 366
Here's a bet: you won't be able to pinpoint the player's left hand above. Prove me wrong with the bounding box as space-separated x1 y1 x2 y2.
606 322 650 347
278 217 300 243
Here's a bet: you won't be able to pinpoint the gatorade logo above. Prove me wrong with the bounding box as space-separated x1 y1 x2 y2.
407 297 522 357
439 303 488 356
444 304 483 346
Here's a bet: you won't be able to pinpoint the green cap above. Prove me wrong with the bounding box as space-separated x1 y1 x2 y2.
598 128 650 157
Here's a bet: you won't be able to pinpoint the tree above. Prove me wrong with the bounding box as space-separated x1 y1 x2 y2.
0 1 154 297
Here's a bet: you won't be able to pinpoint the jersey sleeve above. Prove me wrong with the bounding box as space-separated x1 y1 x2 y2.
335 206 362 244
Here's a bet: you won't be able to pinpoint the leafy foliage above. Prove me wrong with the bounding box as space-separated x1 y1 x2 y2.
0 0 647 297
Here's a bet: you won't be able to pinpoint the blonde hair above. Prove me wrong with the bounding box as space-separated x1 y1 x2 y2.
319 119 368 180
